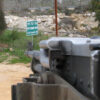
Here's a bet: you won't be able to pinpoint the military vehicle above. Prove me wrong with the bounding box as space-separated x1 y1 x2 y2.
12 37 100 100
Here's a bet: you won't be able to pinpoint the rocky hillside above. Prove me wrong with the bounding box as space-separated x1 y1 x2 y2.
5 12 98 37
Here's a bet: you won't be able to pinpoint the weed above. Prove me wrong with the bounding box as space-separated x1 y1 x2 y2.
0 29 49 64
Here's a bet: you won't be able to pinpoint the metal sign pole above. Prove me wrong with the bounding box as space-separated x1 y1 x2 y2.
32 35 33 46
55 0 58 37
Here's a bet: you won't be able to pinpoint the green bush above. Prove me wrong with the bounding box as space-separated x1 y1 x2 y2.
91 0 100 11
95 11 100 30
64 9 70 15
10 30 21 41
91 0 100 29
0 30 50 64
0 30 21 44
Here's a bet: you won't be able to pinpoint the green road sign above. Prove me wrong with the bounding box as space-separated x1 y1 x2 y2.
27 21 38 36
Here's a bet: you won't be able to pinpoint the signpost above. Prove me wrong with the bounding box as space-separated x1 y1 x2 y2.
26 20 38 46
55 0 58 36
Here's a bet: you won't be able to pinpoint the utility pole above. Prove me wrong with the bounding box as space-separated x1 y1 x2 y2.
55 0 58 36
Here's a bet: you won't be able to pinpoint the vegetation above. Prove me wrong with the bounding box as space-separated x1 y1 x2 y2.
91 0 100 11
0 0 6 34
91 0 100 29
0 30 49 64
0 52 8 63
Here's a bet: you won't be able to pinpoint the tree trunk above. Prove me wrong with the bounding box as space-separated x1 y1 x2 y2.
0 0 6 34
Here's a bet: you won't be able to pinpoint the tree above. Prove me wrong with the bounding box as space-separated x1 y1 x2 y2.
0 0 6 34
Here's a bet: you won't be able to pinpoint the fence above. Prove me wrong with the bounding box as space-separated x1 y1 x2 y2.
3 0 91 12
3 0 53 11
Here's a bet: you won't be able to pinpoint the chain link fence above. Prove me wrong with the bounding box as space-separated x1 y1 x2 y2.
3 0 91 14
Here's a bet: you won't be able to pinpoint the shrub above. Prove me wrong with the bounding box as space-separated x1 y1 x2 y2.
91 0 100 29
91 0 100 11
0 30 21 44
0 0 6 34
10 30 20 41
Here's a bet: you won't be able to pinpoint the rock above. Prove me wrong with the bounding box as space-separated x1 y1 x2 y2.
91 12 96 17
68 34 74 37
84 12 96 17
59 28 66 33
50 25 55 31
59 17 76 29
44 32 49 35
9 48 14 52
5 12 99 36
6 53 9 56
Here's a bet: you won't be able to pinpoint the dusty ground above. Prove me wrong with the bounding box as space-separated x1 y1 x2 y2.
0 63 32 100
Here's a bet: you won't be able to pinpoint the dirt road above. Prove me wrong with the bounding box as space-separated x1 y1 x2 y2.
0 63 32 100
